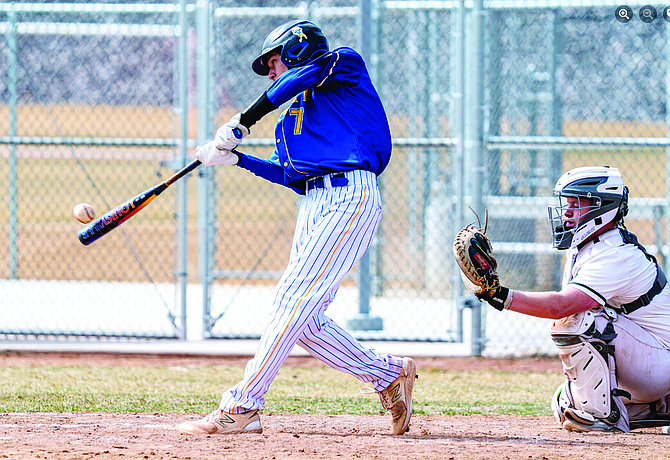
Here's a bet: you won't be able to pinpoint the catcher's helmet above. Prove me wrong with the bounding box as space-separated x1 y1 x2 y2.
252 20 329 76
548 166 629 250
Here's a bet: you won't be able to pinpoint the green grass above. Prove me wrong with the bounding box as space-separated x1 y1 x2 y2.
0 362 564 417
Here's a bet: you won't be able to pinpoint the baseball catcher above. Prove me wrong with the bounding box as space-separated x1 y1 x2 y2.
454 166 670 433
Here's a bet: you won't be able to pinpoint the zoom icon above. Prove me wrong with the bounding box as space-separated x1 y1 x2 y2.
639 5 657 22
616 5 633 23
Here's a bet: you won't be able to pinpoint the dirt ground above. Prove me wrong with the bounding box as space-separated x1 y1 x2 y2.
2 353 670 460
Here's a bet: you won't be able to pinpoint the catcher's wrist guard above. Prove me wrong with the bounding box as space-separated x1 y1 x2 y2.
477 286 512 311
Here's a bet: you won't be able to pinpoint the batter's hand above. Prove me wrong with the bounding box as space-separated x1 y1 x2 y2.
215 113 249 151
195 140 239 166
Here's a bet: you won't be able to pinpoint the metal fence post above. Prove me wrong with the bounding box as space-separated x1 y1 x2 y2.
197 0 213 340
468 0 486 356
549 10 564 289
348 0 383 331
8 4 17 280
175 0 190 340
451 0 467 343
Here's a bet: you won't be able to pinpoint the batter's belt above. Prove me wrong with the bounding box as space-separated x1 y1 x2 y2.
306 172 350 191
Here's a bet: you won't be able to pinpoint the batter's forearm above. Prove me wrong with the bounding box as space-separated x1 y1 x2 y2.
236 152 304 195
239 93 278 129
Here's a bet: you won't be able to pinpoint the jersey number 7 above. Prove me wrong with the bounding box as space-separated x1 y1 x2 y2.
289 107 304 134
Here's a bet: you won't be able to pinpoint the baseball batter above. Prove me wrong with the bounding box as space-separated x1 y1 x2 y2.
179 20 416 436
478 166 670 432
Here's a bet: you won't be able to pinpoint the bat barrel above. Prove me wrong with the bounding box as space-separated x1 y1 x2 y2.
78 218 116 245
78 158 201 246
78 186 159 245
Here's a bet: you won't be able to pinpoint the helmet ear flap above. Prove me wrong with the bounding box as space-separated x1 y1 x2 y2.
282 40 310 65
281 24 328 68
617 186 629 221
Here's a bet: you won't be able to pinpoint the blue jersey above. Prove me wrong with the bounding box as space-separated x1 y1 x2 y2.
237 47 391 194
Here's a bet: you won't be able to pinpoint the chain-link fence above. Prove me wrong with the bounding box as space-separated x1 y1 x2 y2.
483 2 670 355
0 2 188 338
2 1 668 355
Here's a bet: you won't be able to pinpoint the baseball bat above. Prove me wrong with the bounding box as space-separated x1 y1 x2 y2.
78 129 243 246
78 158 202 246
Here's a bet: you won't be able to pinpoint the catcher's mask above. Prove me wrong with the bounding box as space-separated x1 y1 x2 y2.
548 166 628 250
252 20 329 76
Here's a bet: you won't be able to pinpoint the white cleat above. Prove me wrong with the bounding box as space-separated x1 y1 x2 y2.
179 409 262 435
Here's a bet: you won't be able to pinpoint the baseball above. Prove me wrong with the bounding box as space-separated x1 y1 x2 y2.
73 203 95 224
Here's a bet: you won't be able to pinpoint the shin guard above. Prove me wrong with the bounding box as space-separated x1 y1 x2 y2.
551 310 629 432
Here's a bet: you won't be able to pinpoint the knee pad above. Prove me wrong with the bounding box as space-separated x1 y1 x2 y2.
551 311 616 421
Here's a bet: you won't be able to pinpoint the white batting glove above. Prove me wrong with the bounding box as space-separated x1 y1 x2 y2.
215 112 249 151
195 140 238 166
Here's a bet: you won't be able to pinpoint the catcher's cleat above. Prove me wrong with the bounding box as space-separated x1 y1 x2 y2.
562 408 622 433
179 409 262 435
377 357 417 435
562 418 622 433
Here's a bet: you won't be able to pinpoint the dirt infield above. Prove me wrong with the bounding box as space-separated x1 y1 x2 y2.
2 353 670 460
3 412 669 460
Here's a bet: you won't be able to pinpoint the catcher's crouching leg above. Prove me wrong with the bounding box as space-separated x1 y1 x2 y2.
550 310 630 433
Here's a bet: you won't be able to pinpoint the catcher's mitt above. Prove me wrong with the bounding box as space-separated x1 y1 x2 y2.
452 209 500 296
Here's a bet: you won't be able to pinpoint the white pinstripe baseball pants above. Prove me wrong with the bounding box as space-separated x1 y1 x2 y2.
219 170 404 413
